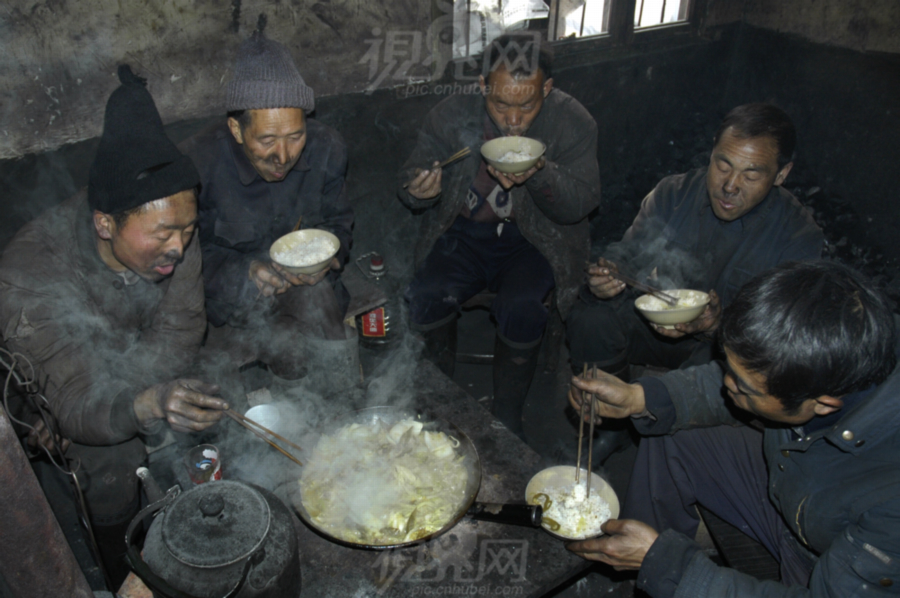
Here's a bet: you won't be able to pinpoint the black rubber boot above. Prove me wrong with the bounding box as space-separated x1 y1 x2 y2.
420 317 458 378
492 335 541 440
573 361 635 467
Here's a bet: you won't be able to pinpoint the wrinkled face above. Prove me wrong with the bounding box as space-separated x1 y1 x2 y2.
95 190 198 282
722 349 832 425
706 129 792 221
479 66 553 137
228 108 307 182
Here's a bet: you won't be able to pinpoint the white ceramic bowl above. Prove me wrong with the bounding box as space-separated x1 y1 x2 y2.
525 465 620 540
480 137 547 174
634 289 710 329
269 229 339 275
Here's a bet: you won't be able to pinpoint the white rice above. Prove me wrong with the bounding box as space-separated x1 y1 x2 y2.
641 289 707 311
272 236 336 267
540 481 611 539
496 150 535 163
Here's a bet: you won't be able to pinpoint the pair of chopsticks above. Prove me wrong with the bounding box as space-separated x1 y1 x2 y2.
583 262 678 306
402 146 472 189
224 409 303 467
575 364 598 498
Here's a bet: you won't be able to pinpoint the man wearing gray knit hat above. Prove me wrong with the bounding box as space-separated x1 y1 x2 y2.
181 28 357 397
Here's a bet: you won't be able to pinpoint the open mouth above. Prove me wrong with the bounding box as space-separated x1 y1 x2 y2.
717 197 738 211
154 264 175 276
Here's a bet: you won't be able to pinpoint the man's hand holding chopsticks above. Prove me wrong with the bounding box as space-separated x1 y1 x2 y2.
651 288 722 339
585 258 626 299
407 160 442 199
568 369 646 423
134 380 229 434
566 519 659 570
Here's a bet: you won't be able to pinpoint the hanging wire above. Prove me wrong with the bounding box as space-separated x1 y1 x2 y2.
0 347 114 591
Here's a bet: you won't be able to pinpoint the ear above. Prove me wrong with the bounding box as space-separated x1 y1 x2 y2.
542 77 554 98
812 394 844 417
478 75 487 97
227 117 244 145
93 210 114 240
773 161 793 186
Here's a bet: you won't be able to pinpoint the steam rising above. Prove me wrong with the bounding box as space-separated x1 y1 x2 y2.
605 214 707 290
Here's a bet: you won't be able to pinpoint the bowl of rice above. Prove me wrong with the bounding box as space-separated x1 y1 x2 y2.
634 289 710 329
525 465 619 540
480 137 546 174
270 229 340 275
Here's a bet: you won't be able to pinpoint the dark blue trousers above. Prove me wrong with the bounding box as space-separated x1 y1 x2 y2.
405 217 555 345
623 425 815 586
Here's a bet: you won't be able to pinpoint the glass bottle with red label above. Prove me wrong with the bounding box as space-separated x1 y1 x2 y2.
355 253 401 350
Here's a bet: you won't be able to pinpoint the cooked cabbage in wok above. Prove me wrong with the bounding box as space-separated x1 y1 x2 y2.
300 417 469 544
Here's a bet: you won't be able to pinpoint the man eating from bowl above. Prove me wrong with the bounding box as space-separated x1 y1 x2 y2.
566 260 900 598
180 25 356 392
566 103 824 463
399 33 601 439
0 65 228 585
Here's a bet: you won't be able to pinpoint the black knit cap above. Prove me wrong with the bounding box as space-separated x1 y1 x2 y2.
88 65 200 214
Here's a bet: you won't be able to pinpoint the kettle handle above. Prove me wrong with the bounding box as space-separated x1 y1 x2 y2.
124 487 255 598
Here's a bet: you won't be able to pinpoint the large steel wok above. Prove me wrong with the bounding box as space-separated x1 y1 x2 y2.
284 406 542 550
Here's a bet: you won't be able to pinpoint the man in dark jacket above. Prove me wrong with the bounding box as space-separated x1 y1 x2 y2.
399 33 601 438
567 261 900 597
181 30 356 392
567 103 823 461
0 66 228 584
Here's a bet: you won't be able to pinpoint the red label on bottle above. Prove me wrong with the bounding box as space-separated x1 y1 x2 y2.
362 307 386 337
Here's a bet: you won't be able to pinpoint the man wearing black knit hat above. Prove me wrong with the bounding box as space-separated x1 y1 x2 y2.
0 65 228 585
181 28 357 395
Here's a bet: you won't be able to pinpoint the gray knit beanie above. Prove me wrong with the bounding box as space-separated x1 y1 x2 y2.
226 31 314 112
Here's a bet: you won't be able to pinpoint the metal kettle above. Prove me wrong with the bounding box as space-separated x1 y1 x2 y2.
125 477 302 598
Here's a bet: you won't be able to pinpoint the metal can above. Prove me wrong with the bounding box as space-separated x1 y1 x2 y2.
183 444 222 484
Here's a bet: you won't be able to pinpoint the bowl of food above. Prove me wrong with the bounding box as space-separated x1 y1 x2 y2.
270 229 339 275
480 137 547 174
294 407 481 549
525 465 619 540
634 289 710 329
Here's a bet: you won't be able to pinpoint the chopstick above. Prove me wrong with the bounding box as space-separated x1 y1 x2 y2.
225 409 303 467
227 409 303 452
583 262 678 306
576 363 587 484
586 365 597 499
613 272 679 306
402 147 472 188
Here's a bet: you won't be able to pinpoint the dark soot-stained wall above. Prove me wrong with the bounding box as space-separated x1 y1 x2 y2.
2 23 899 297
723 26 900 295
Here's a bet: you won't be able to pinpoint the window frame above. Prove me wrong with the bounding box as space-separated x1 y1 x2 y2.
548 0 708 50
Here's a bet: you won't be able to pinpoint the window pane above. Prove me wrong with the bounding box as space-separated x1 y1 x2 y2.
453 0 550 58
634 0 689 29
556 0 610 39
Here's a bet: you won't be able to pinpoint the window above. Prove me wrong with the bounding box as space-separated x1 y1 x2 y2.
453 0 551 58
449 0 694 60
634 0 690 29
550 0 692 40
557 0 611 38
